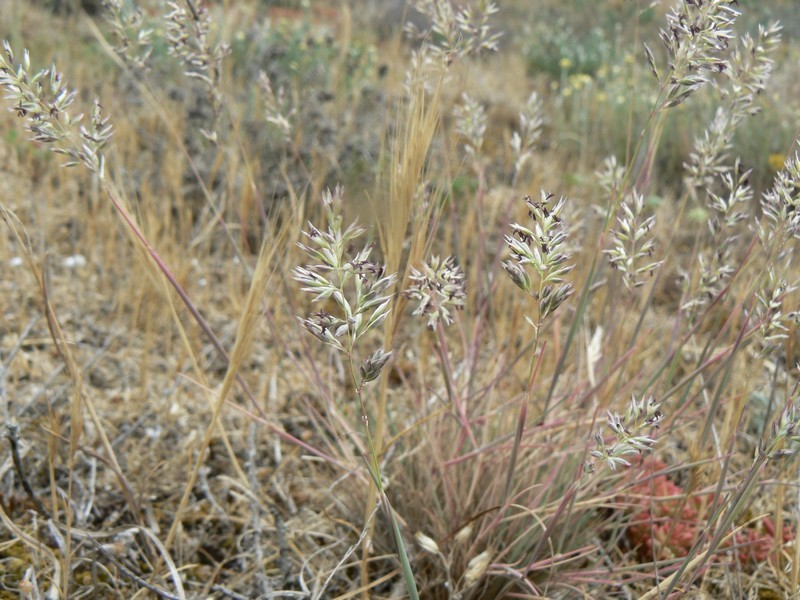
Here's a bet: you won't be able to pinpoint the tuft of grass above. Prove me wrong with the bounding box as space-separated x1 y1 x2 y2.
2 1 800 598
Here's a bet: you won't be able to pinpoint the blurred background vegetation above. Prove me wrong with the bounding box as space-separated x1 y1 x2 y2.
4 0 799 219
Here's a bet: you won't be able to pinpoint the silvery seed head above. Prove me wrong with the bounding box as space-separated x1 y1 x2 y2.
595 155 625 197
405 255 467 330
257 71 292 143
511 92 545 181
0 42 113 178
761 148 800 244
406 0 501 62
360 348 393 384
591 395 663 471
102 0 154 72
605 190 662 290
454 93 486 162
164 0 230 139
657 0 740 109
751 269 796 355
292 188 397 351
503 191 574 320
684 23 781 196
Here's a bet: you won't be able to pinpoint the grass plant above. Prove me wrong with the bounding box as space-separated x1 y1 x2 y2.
2 1 800 598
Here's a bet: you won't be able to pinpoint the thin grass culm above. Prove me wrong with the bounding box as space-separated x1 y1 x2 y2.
291 186 418 599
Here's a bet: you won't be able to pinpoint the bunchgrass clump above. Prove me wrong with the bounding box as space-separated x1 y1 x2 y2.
3 1 800 598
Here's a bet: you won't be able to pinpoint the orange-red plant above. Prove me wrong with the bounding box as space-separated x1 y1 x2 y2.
625 459 793 567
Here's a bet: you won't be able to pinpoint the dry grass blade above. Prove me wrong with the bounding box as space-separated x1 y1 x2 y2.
165 224 288 550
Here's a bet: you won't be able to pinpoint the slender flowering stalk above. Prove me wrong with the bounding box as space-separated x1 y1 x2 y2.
453 92 491 303
723 23 782 118
677 24 780 316
683 23 780 202
257 71 293 143
751 269 797 355
292 187 419 599
405 256 473 445
681 160 751 314
164 0 230 141
403 0 500 91
750 144 800 354
767 393 800 459
685 107 735 192
501 190 573 470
